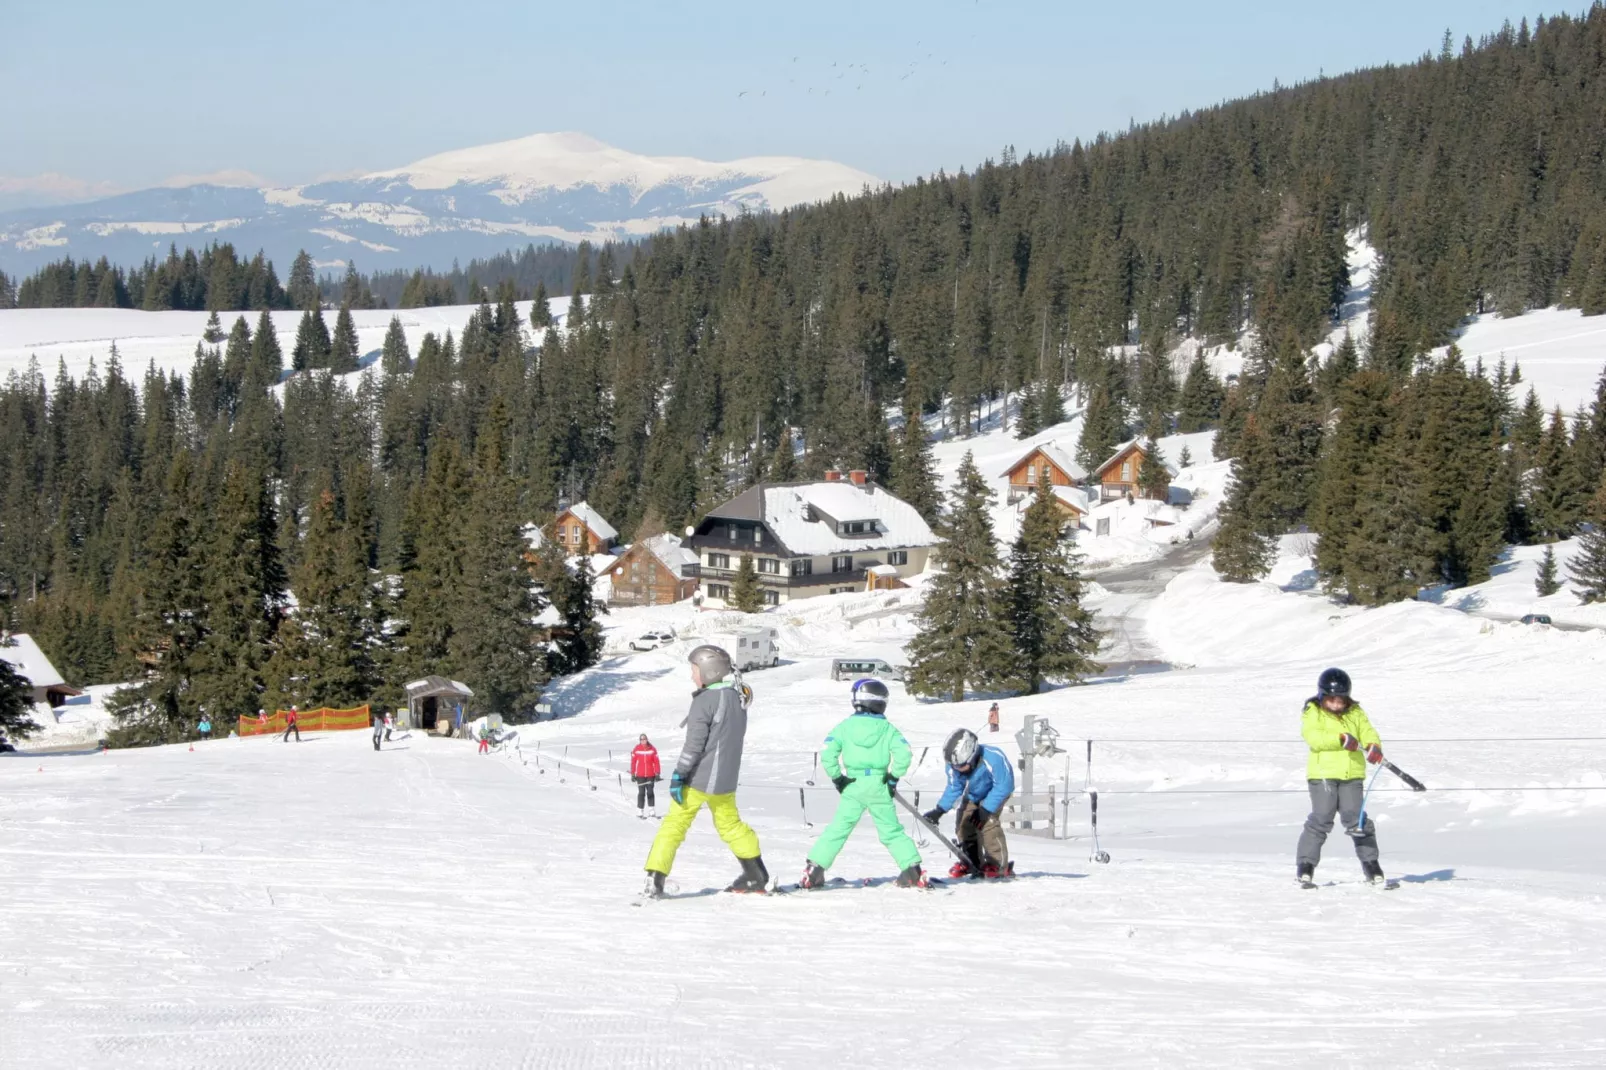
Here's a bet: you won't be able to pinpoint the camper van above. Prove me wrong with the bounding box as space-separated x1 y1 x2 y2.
830 657 903 682
706 628 780 672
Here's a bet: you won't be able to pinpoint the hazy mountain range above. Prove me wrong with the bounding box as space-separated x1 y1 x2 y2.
0 133 879 274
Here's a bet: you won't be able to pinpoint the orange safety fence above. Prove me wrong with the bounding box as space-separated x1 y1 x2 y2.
237 705 371 736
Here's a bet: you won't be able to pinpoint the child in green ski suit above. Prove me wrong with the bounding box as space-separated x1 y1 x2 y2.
799 679 927 889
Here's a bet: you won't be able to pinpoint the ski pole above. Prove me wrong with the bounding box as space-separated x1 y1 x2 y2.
799 787 812 828
1089 789 1110 863
806 751 817 786
1350 761 1386 839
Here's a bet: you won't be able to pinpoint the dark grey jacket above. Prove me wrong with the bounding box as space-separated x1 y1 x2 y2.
675 681 748 795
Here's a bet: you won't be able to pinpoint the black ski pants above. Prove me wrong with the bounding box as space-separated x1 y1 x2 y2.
282 723 300 742
1297 778 1379 869
635 777 656 809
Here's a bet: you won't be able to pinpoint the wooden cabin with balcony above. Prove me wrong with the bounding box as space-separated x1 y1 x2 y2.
1000 441 1086 504
1089 437 1176 502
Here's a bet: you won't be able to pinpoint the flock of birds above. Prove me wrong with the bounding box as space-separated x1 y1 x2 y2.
735 44 949 100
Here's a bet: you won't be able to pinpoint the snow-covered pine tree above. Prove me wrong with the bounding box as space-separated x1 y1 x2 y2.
1569 477 1606 603
547 554 605 675
1536 544 1561 596
1003 484 1101 693
730 554 764 613
905 452 1013 702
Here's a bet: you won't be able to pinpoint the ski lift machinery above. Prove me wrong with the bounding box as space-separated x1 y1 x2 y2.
1014 714 1109 862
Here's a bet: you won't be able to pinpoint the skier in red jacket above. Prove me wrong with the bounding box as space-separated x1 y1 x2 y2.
631 734 661 819
282 706 301 743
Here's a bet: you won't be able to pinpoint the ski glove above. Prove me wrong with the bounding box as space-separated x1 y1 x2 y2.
831 775 852 793
883 774 899 792
1365 743 1384 764
921 807 946 825
1339 732 1360 751
669 771 688 806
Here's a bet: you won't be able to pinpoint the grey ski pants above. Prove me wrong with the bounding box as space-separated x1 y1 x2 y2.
1296 778 1378 869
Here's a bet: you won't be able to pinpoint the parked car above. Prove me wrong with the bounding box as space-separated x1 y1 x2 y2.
628 630 676 652
831 657 903 682
1519 613 1553 626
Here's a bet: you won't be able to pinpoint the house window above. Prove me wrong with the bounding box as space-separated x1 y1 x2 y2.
887 550 908 566
763 590 780 606
832 555 853 573
1121 460 1133 481
707 552 730 569
757 558 780 574
1026 466 1037 484
708 584 731 600
790 559 813 576
829 585 856 595
839 520 874 535
754 527 763 545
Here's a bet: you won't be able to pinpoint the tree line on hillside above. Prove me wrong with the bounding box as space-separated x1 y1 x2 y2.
10 12 1606 721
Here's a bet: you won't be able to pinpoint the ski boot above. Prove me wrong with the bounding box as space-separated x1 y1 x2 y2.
980 861 1014 879
643 871 667 899
948 860 974 879
727 855 770 894
1361 860 1386 886
799 862 827 890
895 864 929 889
1297 865 1317 889
637 809 646 820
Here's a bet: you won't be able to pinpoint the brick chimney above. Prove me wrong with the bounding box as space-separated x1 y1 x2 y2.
848 470 868 486
824 469 842 482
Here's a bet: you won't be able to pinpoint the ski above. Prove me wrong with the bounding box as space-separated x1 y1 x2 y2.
891 789 981 871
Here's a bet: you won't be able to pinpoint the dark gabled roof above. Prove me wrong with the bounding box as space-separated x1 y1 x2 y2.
703 483 765 522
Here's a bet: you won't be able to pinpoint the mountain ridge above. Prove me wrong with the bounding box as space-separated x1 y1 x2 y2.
0 133 879 273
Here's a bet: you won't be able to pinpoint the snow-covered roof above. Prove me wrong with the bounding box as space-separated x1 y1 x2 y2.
522 522 546 549
1090 437 1178 481
638 534 699 572
561 501 618 543
869 563 901 577
0 634 67 689
404 676 475 698
1051 486 1089 513
757 481 937 556
1000 439 1087 482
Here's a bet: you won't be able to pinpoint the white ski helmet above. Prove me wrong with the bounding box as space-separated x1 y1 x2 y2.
944 727 980 768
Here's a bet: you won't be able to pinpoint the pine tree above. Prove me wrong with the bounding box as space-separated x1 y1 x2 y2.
330 304 360 374
905 453 1013 701
1076 381 1125 470
890 407 941 522
1569 477 1606 603
380 316 411 377
202 309 224 344
247 309 282 391
730 553 764 612
1014 382 1042 440
1176 353 1226 432
1038 378 1066 429
1212 481 1276 582
1536 544 1560 596
546 553 605 675
1139 442 1172 501
287 250 318 310
269 486 375 709
1003 484 1101 693
291 308 331 372
0 636 37 741
531 281 552 327
766 429 798 482
1178 445 1193 468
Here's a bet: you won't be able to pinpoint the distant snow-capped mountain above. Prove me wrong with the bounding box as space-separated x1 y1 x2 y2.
0 133 878 273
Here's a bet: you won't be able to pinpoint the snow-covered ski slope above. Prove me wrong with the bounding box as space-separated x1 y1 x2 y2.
7 542 1606 1068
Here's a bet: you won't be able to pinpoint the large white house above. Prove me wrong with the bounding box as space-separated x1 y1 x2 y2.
689 471 937 607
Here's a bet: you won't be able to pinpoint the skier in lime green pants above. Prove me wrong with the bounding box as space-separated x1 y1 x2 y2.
799 679 927 889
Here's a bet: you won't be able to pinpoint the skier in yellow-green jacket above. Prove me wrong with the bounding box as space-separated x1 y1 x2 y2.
1297 667 1386 887
798 679 928 890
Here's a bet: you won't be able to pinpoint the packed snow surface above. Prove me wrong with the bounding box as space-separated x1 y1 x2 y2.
6 540 1606 1067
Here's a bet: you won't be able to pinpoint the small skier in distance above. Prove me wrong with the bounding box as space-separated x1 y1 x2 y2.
197 711 212 741
631 734 661 819
371 708 385 751
922 728 1015 879
1297 668 1386 888
799 679 926 889
383 710 395 742
986 702 1000 733
282 706 301 743
477 722 493 754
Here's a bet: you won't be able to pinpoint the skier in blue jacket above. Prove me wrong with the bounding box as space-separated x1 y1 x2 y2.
921 728 1015 878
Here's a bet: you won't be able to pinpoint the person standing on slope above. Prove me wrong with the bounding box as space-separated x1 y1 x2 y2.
631 734 661 819
922 728 1015 878
1297 668 1386 887
371 708 385 751
799 679 927 889
282 705 301 743
643 645 768 896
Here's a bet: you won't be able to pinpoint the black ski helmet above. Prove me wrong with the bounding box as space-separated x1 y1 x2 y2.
944 727 980 768
1316 667 1352 699
851 678 890 715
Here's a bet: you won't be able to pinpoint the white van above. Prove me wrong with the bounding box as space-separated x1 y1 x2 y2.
709 628 780 672
831 657 903 682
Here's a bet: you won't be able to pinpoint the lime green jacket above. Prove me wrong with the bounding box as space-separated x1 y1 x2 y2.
821 712 913 782
1301 700 1381 780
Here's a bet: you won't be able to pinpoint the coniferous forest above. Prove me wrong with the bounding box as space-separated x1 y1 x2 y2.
7 12 1606 736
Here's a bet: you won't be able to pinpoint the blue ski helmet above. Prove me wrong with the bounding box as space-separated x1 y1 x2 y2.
851 678 890 715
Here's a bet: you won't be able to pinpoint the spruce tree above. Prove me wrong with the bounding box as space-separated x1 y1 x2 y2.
1076 382 1125 470
202 309 224 345
1536 544 1560 596
547 554 605 675
1569 477 1606 603
730 553 764 612
247 309 282 391
1038 378 1066 429
766 429 798 482
1212 482 1275 582
291 308 331 372
531 281 552 327
330 304 360 374
1176 353 1225 432
0 636 37 741
287 250 318 310
380 316 411 377
905 453 1013 702
890 407 941 522
1138 442 1172 501
1003 484 1101 693
1014 382 1042 440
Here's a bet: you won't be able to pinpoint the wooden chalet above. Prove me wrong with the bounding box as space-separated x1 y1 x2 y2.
608 535 700 606
551 501 618 554
1090 437 1176 502
1001 441 1086 504
0 633 83 708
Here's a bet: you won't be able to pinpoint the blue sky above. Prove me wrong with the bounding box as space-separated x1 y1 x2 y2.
0 0 1550 200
